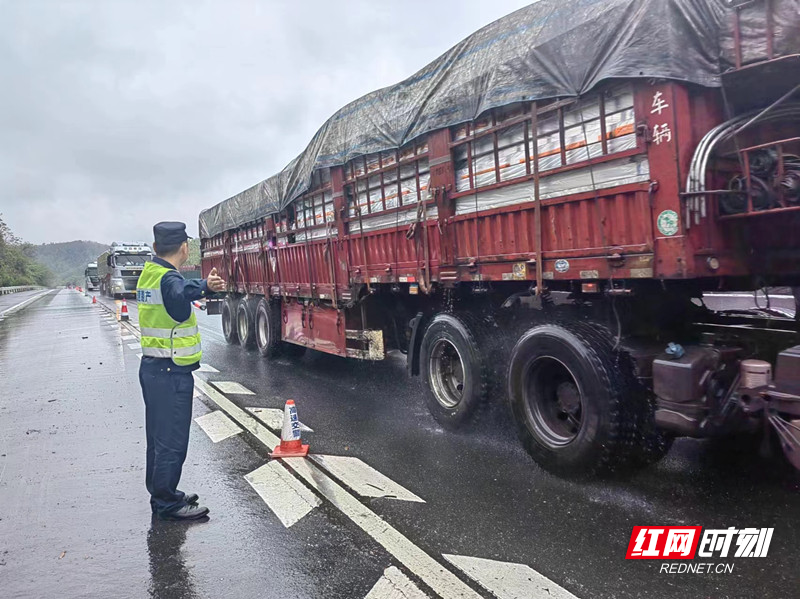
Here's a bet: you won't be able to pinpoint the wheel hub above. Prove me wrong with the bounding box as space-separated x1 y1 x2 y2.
429 339 466 409
524 357 584 447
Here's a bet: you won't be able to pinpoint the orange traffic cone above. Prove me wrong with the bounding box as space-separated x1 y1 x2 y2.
92 296 97 304
269 400 309 458
120 299 129 321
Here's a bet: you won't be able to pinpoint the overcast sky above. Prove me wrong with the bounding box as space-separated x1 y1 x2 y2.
0 0 535 245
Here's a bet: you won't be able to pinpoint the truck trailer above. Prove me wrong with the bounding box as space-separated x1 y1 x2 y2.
97 242 153 298
199 0 800 476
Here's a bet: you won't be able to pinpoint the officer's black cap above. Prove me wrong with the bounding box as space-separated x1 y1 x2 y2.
153 221 192 248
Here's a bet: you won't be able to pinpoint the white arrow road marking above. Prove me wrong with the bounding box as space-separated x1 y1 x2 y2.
192 376 481 599
127 343 140 350
194 410 242 443
311 455 424 503
244 461 322 528
365 566 429 599
211 381 255 395
196 363 219 373
442 555 579 599
246 407 313 432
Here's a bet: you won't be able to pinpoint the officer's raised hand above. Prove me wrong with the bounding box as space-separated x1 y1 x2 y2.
207 267 226 292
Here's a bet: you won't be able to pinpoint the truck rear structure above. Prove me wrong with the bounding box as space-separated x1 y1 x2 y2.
199 0 800 476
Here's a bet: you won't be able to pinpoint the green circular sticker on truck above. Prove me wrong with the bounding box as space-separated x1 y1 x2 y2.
657 210 679 236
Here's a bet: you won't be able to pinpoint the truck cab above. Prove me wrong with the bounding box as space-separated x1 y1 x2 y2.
84 262 99 291
98 242 153 298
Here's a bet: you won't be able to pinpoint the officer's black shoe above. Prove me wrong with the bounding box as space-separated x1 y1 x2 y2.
159 504 209 521
185 493 199 505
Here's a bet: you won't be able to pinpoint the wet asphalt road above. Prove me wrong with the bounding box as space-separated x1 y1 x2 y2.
2 290 800 598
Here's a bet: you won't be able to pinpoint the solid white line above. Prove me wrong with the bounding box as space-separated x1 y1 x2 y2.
311 455 425 503
443 555 578 599
244 461 321 528
0 289 52 319
246 407 313 432
286 458 479 599
705 293 794 299
211 381 254 395
365 566 430 599
194 410 242 443
192 376 481 599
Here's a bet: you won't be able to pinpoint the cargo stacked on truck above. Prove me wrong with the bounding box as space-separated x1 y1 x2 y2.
97 242 154 298
199 0 800 477
85 262 99 292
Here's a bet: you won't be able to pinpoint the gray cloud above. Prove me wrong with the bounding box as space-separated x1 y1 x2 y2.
0 0 533 244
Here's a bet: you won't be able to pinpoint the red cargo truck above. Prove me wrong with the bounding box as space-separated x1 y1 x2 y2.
200 0 800 476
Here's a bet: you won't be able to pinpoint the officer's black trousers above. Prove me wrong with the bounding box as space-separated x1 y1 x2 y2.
139 366 193 515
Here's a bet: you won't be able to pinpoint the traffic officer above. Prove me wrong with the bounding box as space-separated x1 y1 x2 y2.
137 221 226 520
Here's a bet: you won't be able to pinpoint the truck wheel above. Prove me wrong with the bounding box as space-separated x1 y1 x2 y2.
237 298 257 349
507 323 630 477
255 298 282 358
221 297 238 345
420 313 489 430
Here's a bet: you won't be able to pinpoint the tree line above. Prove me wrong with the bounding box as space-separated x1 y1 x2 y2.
0 214 52 287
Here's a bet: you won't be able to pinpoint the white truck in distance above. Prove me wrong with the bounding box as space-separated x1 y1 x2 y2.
96 242 153 298
84 262 99 292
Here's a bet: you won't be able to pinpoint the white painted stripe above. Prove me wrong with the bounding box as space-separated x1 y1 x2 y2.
211 381 255 395
0 289 52 319
121 335 136 341
311 455 424 503
194 410 242 443
127 343 141 350
246 407 313 432
705 293 794 299
244 461 321 528
196 363 219 373
286 458 478 599
192 376 480 599
442 555 578 599
365 566 429 599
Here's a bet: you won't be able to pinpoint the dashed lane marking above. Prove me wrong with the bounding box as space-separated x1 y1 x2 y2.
192 376 481 599
194 410 243 443
443 555 579 599
210 381 255 395
245 407 313 432
365 566 430 599
311 455 425 503
244 461 322 528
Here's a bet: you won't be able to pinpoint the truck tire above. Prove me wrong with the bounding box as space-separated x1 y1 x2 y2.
221 296 238 345
507 322 633 477
237 297 257 349
255 298 282 358
420 313 489 430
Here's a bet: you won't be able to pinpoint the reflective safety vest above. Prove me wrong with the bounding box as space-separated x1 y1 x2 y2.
136 262 202 366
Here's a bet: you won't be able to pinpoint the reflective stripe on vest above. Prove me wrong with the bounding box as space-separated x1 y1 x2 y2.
137 261 202 366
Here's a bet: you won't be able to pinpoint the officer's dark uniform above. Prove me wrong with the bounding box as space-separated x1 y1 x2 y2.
139 222 209 517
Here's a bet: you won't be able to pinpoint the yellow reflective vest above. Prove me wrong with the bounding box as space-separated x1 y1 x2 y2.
136 262 202 366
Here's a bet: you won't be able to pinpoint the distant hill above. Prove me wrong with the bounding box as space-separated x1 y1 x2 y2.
33 240 109 286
